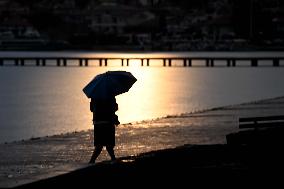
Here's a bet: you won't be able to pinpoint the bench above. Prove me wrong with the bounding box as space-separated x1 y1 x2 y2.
226 115 284 146
239 115 284 130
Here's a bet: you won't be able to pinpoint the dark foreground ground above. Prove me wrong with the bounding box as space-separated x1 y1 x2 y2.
13 142 284 188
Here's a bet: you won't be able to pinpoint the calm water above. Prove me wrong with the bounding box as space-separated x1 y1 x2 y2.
1 51 284 144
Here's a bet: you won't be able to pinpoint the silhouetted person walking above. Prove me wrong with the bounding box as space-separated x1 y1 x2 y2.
83 71 136 164
89 96 120 164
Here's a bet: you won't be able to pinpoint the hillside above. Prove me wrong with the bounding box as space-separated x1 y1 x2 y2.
0 0 284 51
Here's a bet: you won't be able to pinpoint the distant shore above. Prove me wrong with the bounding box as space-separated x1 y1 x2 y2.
1 47 284 52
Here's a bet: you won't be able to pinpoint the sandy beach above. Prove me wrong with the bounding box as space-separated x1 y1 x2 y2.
1 96 284 188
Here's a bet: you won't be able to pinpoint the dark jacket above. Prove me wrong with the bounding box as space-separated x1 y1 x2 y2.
90 98 120 125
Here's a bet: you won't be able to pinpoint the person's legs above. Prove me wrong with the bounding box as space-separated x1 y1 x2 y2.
106 145 116 161
89 145 103 164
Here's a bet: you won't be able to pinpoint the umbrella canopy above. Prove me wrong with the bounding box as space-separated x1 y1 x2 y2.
83 71 137 99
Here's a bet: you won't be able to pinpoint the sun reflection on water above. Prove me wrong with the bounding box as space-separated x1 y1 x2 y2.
86 56 196 125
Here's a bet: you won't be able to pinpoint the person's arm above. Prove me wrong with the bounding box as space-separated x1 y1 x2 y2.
90 99 94 112
113 114 120 125
114 102 118 111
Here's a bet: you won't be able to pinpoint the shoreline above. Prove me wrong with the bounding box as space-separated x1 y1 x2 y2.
1 95 284 187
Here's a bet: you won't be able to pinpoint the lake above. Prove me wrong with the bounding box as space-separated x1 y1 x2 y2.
1 51 284 144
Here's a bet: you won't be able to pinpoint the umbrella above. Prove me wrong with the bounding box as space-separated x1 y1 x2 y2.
83 71 137 99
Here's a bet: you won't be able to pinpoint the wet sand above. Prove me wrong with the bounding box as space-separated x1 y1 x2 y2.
1 96 284 188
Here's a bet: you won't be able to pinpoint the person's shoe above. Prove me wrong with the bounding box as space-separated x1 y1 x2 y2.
110 158 117 165
88 159 96 164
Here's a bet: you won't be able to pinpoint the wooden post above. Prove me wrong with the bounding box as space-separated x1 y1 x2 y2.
20 59 24 66
99 59 102 66
183 59 187 67
105 59 108 66
57 59 61 66
141 59 144 66
79 59 83 66
63 59 67 66
206 59 209 67
163 59 166 66
36 59 40 66
251 59 258 67
273 59 279 67
168 59 172 66
146 59 149 66
121 59 124 66
85 59 88 66
15 59 19 66
232 59 236 67
42 59 46 66
188 59 192 67
127 59 129 66
227 59 231 67
210 59 214 67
